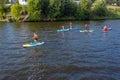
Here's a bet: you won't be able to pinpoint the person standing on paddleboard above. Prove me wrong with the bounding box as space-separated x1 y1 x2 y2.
70 22 73 29
62 25 65 30
84 24 88 30
33 33 38 43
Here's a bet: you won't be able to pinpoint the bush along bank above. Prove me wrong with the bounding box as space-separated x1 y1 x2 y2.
0 0 120 22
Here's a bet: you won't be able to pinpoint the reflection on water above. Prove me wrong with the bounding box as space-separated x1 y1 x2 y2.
28 48 44 80
61 32 65 38
0 20 120 80
102 32 107 41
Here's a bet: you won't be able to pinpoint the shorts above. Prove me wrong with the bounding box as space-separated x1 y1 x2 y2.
34 38 38 41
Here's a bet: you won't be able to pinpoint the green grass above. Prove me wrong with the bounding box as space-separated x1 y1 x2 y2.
91 8 120 20
107 8 120 19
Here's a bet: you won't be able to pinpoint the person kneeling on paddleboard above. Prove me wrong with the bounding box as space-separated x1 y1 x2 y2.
33 33 38 43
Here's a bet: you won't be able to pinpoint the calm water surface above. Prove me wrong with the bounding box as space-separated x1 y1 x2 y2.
0 20 120 80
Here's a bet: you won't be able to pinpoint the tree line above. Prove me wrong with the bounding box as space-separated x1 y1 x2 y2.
27 0 107 21
27 0 108 21
0 0 120 21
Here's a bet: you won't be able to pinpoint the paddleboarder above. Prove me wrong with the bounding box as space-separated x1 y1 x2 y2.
69 22 73 29
103 25 107 32
33 32 38 43
84 24 88 30
62 25 65 30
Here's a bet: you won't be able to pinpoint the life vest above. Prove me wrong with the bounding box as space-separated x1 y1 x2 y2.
103 27 107 31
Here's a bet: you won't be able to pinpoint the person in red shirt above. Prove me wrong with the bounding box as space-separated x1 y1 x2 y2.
103 25 107 32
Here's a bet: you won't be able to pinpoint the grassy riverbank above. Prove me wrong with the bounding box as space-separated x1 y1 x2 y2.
83 5 120 20
106 5 120 19
81 6 120 20
42 6 120 21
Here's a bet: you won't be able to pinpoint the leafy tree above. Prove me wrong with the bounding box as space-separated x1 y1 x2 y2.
40 0 50 19
116 0 120 6
91 0 95 2
59 0 65 17
0 0 10 20
106 0 120 6
105 0 116 5
0 0 6 5
15 0 19 4
10 3 21 20
78 0 92 20
48 0 61 21
91 0 107 17
65 0 77 16
0 6 4 19
69 0 78 17
27 0 41 21
59 0 77 17
0 6 6 14
21 5 27 15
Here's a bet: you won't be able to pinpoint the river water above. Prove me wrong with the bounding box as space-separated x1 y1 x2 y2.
0 20 120 80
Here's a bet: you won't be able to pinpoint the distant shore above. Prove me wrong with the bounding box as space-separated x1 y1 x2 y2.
0 16 120 22
0 5 120 22
1 17 120 22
